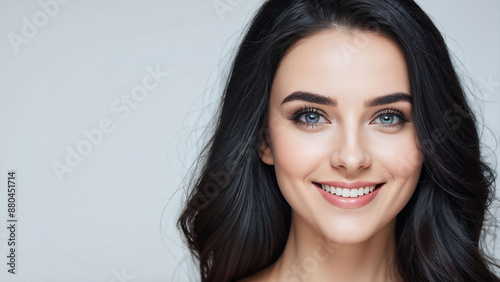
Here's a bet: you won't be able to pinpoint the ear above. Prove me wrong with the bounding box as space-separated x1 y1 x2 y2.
259 134 274 165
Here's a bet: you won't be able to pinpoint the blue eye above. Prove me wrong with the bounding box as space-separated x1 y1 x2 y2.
290 107 329 128
375 113 400 124
371 109 410 128
300 112 324 124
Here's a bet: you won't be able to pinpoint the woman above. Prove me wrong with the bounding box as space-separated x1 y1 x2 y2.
178 0 499 281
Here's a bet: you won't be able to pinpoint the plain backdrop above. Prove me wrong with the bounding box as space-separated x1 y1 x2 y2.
0 0 499 281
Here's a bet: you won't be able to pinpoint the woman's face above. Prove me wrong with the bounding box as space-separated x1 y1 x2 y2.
260 30 422 243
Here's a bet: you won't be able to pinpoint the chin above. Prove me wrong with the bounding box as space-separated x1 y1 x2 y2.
322 229 375 244
317 217 396 245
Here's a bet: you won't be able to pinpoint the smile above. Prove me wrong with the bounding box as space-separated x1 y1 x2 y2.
313 182 385 208
320 184 376 198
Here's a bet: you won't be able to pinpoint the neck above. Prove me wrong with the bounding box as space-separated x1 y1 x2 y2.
270 212 401 282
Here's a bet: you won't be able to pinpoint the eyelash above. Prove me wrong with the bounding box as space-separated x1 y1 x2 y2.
371 107 410 128
289 106 329 129
289 106 410 129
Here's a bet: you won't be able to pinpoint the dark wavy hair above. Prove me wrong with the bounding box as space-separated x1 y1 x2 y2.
177 0 499 281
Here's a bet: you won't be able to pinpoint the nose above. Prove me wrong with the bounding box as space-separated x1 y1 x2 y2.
330 127 372 175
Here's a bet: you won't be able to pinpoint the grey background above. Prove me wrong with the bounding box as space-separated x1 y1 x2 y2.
0 0 498 281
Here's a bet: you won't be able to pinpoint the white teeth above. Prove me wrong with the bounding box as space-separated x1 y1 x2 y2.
342 188 350 197
349 189 357 197
321 184 378 198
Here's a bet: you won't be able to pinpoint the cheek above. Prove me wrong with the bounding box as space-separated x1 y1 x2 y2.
370 130 422 180
269 124 331 178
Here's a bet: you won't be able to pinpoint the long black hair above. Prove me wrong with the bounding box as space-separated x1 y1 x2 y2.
178 0 499 281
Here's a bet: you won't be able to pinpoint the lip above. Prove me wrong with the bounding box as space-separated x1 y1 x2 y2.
314 182 385 209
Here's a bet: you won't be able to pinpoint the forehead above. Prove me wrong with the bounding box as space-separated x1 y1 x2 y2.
271 29 410 102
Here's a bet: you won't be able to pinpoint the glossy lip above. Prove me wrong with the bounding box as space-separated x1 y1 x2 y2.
314 182 385 209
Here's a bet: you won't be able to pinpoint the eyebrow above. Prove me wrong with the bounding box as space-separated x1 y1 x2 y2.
280 91 411 107
364 92 412 107
281 91 337 106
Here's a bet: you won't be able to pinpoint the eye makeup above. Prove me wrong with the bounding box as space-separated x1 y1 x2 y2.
288 105 330 129
287 105 411 130
370 107 410 129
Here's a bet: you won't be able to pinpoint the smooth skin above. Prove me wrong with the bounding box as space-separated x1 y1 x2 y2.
245 29 423 281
